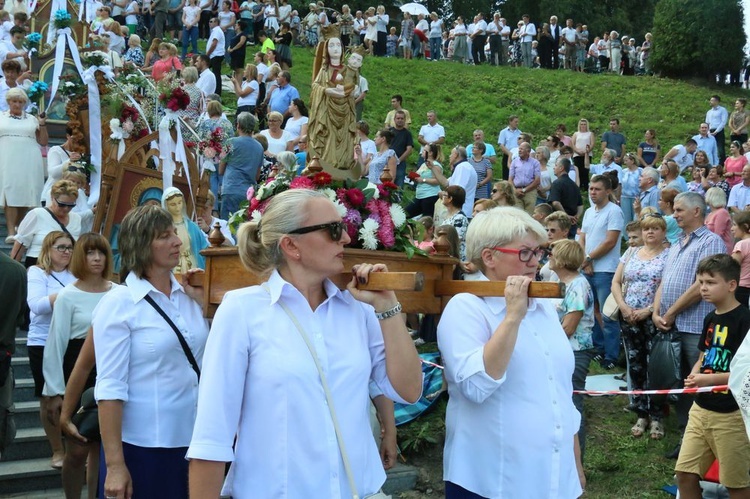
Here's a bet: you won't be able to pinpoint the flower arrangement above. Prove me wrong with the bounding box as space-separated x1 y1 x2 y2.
53 10 72 30
58 73 87 100
25 32 41 51
81 50 109 68
25 81 48 105
230 173 425 257
156 76 191 112
198 127 231 164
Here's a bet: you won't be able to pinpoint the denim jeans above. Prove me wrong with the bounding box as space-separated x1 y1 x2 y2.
209 172 223 212
584 271 620 363
621 195 636 230
395 160 407 187
429 36 441 60
221 192 246 220
182 26 198 59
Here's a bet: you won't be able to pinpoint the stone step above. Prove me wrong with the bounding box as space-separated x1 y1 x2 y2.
383 462 419 496
2 428 53 462
10 357 31 381
0 458 62 497
14 378 36 403
14 337 27 358
13 400 40 431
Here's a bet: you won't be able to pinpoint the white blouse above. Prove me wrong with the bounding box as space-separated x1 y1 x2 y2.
187 270 409 498
93 272 209 448
26 266 75 347
43 283 117 396
283 115 308 140
437 273 582 499
15 208 82 258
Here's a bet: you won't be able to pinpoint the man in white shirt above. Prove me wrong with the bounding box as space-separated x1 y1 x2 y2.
486 13 500 66
579 173 624 369
497 115 522 179
706 94 729 164
662 138 697 173
433 146 477 217
693 123 719 166
205 17 225 96
470 12 487 65
417 111 445 158
519 14 536 68
728 164 750 214
560 18 577 70
195 54 216 96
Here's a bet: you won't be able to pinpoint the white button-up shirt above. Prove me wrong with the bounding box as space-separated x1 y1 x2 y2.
438 275 582 499
187 270 410 498
93 272 209 448
196 68 216 96
729 182 750 211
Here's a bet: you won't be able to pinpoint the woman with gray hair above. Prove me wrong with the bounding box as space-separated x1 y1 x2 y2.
219 112 265 218
438 207 585 498
94 204 209 499
1 87 47 243
187 188 421 497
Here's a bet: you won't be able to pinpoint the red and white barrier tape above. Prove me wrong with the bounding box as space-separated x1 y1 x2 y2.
420 360 729 396
574 385 729 396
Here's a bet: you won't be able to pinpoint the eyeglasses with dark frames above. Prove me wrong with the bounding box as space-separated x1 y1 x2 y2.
288 221 345 241
492 246 547 263
52 245 74 253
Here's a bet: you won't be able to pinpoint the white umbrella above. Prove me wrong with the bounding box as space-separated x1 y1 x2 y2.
400 2 429 16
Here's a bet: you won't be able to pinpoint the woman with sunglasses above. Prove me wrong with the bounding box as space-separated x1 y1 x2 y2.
94 204 209 499
12 180 83 267
610 212 668 440
43 233 116 499
26 231 76 470
188 189 421 497
437 207 585 498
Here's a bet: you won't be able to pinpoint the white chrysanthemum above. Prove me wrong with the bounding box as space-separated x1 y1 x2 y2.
250 210 262 223
322 188 337 201
366 182 380 199
109 118 121 129
332 199 347 217
359 218 379 250
389 204 406 228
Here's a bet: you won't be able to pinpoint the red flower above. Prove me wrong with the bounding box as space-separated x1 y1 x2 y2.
407 171 421 181
381 181 398 191
345 188 365 208
184 140 197 148
312 171 332 187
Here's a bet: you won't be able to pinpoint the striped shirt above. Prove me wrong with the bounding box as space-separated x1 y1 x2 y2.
659 226 727 334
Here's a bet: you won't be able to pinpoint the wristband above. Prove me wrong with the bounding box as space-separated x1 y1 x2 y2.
375 302 402 320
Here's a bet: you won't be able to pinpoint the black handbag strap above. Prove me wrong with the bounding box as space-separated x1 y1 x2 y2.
44 208 76 244
143 294 201 380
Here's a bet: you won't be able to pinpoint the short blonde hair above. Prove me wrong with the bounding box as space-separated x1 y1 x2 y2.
206 100 223 117
51 179 79 199
544 211 571 232
182 66 198 83
129 34 141 46
266 110 284 123
551 239 584 271
466 207 547 272
705 186 727 209
5 87 28 104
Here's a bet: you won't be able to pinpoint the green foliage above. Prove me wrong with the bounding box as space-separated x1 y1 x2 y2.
398 399 446 454
652 0 746 79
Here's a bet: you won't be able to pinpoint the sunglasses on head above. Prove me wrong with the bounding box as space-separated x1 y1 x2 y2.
289 221 345 241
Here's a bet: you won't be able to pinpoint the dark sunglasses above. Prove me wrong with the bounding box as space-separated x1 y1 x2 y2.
55 198 76 208
289 221 345 241
641 212 664 220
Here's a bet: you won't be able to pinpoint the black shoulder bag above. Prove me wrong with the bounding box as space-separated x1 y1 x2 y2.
44 208 76 244
144 295 201 380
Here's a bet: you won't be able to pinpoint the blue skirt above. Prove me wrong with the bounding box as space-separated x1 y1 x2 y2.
99 443 189 498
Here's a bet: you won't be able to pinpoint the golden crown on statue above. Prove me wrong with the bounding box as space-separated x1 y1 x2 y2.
321 23 341 41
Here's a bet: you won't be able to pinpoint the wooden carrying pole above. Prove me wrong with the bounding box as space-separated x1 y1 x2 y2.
187 271 564 298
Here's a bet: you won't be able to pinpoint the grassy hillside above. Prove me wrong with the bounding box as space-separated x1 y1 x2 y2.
280 45 747 157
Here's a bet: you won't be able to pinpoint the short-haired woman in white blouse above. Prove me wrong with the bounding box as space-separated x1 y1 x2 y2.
93 205 208 498
437 207 585 498
187 189 422 498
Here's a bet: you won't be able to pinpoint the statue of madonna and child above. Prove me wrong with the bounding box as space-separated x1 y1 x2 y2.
308 24 367 176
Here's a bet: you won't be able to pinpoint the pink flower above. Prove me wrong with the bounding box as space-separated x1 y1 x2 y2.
246 186 255 201
122 119 134 133
290 176 315 189
204 148 217 159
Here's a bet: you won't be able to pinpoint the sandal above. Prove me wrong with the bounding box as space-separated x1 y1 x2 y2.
631 418 648 437
650 420 665 440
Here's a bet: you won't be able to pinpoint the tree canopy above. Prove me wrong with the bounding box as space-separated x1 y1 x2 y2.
650 0 746 80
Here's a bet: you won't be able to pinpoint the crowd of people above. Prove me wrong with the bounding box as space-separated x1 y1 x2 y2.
3 3 750 498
